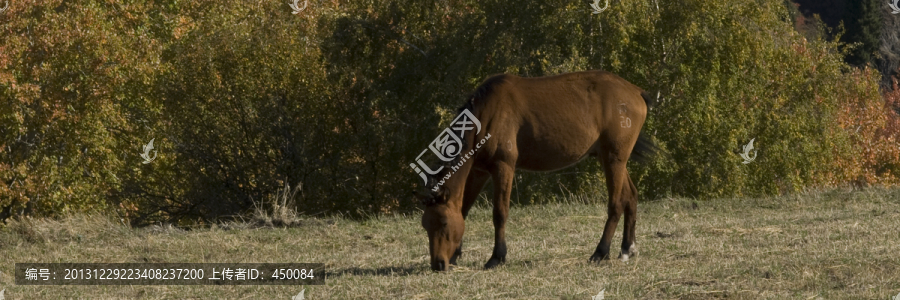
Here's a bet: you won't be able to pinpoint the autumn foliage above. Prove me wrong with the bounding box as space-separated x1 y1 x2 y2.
836 71 900 185
1 0 899 224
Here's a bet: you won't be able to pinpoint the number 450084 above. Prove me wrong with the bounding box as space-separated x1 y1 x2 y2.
272 268 315 280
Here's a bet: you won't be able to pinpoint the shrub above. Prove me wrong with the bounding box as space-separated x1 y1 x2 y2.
2 0 898 224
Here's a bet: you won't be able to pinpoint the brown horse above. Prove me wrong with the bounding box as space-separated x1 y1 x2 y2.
415 70 657 271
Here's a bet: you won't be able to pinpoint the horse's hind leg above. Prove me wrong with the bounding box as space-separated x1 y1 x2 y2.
590 148 630 262
451 169 490 265
485 162 515 269
619 176 638 261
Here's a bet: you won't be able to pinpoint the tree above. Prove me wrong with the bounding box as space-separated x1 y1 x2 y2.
843 0 883 66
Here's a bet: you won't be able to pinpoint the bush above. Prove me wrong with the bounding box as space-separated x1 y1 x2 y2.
1 0 898 224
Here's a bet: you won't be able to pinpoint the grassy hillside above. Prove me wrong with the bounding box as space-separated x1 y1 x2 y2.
1 187 898 299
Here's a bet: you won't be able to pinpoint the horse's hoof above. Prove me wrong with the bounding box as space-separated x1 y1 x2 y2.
483 257 504 269
589 254 610 263
619 244 637 261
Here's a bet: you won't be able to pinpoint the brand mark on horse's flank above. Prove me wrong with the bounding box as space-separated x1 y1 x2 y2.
890 0 900 14
411 109 483 185
618 103 631 128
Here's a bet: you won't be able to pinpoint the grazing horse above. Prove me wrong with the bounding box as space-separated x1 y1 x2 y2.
415 70 657 271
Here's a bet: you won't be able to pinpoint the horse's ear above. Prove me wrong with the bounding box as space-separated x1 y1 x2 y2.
413 189 434 205
435 187 450 203
412 190 429 201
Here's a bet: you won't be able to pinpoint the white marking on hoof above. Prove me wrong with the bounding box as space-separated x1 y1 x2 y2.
619 243 637 261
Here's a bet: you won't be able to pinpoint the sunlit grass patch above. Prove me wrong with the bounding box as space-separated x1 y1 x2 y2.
1 187 898 299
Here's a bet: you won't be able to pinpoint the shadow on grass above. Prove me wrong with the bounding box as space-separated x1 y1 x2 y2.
325 264 426 277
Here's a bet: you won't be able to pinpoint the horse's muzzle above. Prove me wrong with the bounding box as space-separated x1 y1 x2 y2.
431 260 452 271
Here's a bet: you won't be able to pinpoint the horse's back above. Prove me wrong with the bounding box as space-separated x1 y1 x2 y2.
474 71 647 171
496 71 647 123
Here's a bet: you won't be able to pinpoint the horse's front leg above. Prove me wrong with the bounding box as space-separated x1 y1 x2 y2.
450 169 490 265
485 163 514 269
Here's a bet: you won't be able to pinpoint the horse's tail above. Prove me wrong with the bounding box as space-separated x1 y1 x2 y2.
630 91 660 162
640 90 657 110
631 134 658 162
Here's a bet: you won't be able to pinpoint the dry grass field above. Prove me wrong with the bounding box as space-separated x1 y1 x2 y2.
1 187 899 299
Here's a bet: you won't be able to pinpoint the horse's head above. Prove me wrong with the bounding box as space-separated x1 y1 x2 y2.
414 188 464 271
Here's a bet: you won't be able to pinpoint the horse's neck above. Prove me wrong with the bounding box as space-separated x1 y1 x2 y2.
440 164 472 207
438 143 477 206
